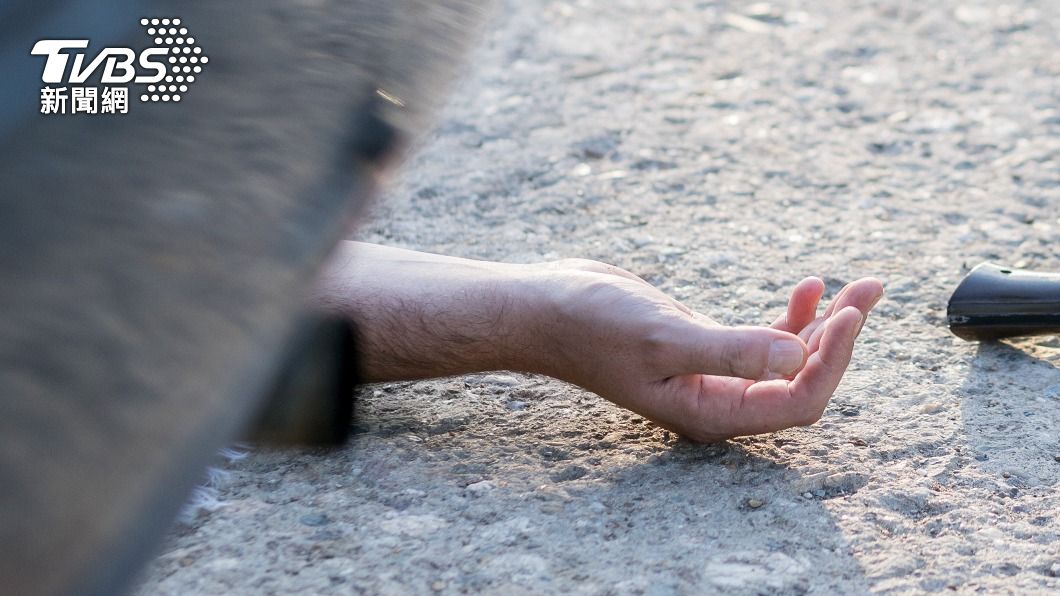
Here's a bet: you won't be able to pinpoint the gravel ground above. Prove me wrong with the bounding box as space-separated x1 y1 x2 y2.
137 0 1060 593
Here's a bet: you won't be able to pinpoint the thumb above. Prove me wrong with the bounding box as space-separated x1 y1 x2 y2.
665 324 808 380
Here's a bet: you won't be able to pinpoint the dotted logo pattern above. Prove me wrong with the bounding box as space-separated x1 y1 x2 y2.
137 18 208 103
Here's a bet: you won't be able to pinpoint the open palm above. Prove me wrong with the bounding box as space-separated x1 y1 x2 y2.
666 277 883 441
539 259 883 442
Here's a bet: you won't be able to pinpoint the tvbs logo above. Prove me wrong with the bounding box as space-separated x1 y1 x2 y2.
32 18 208 115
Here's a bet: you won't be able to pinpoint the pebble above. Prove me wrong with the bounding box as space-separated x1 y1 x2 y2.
572 162 592 177
574 134 619 159
803 492 814 499
746 498 765 509
431 580 446 591
299 513 329 527
465 480 496 495
724 12 774 33
921 403 945 414
471 373 521 387
889 342 910 361
550 465 588 482
1053 454 1060 462
506 400 528 411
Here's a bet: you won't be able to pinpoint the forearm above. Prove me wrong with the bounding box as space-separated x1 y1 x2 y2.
314 241 550 382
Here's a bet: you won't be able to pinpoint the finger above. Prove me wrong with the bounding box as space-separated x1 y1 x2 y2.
820 283 852 319
799 278 885 345
772 277 825 333
727 306 862 435
787 306 863 420
797 317 827 346
805 317 828 354
662 323 807 381
822 277 884 320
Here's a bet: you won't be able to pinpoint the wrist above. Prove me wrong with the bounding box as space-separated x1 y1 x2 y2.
492 263 568 378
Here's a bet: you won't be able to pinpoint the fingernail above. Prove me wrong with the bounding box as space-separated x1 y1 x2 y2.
768 339 805 376
851 312 864 342
857 295 883 335
868 294 883 311
856 307 870 334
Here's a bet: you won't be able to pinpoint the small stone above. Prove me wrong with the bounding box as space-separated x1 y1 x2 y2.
1048 562 1060 577
746 498 765 509
506 400 528 411
824 472 867 491
572 163 592 177
574 133 619 160
481 373 519 387
465 373 521 388
1053 454 1060 462
431 580 446 591
550 465 588 482
465 480 496 495
921 403 945 414
299 513 328 527
803 492 814 499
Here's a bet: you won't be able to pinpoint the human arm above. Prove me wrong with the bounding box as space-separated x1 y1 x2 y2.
315 241 883 441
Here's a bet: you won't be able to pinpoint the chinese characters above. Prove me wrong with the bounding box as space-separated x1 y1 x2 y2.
40 86 129 115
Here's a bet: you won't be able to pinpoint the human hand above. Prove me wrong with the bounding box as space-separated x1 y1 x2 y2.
527 259 884 442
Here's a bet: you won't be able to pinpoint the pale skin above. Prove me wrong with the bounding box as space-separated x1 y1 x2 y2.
316 241 884 442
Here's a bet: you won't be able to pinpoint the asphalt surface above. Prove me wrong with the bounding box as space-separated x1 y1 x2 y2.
138 1 1060 593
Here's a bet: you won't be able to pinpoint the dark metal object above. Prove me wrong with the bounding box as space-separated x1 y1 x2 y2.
244 316 358 446
0 2 489 595
947 262 1060 340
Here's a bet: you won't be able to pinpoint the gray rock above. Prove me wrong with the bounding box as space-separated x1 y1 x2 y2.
549 466 588 482
298 513 328 527
467 373 521 388
465 480 496 495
